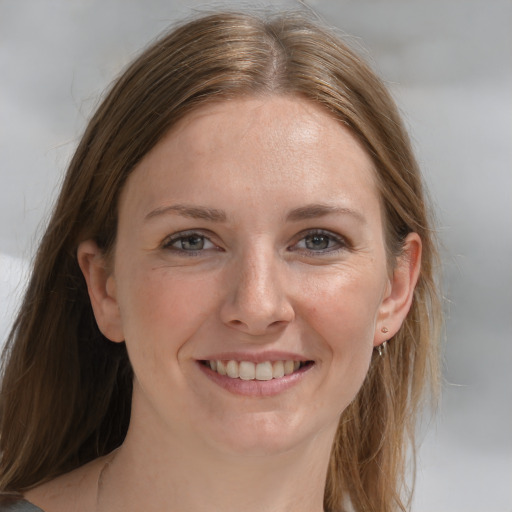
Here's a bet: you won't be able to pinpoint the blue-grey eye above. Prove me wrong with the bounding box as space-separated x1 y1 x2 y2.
304 234 333 250
164 232 217 252
179 235 205 250
292 230 346 254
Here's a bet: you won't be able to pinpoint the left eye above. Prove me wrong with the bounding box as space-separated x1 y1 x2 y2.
293 231 345 253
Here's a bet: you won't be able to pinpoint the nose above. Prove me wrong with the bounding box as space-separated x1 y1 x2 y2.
220 247 295 336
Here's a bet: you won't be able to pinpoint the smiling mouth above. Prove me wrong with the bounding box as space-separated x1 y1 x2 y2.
200 360 314 381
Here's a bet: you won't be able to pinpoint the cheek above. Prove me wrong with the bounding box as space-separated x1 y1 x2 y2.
299 268 383 361
306 262 382 316
300 273 381 415
115 265 221 361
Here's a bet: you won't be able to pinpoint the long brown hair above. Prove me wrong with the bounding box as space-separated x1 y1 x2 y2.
0 10 441 511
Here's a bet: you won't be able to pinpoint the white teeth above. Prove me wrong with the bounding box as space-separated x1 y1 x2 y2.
226 360 239 378
255 361 273 381
239 361 256 380
216 360 227 376
284 360 294 375
272 360 285 378
208 359 306 380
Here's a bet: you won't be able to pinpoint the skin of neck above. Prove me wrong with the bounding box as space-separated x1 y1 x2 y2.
96 390 338 512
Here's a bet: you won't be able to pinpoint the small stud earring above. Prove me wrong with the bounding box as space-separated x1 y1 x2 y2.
380 326 389 334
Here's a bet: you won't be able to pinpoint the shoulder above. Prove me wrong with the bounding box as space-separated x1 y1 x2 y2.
0 497 45 512
0 456 107 512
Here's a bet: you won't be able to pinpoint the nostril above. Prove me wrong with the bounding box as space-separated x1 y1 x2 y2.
269 320 287 328
227 318 288 332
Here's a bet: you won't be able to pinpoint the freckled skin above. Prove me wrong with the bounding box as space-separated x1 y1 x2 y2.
101 96 393 458
48 93 422 512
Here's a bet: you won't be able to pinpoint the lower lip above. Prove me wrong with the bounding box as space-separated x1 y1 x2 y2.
196 361 313 397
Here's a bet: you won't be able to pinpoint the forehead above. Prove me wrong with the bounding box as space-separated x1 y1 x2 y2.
120 95 380 221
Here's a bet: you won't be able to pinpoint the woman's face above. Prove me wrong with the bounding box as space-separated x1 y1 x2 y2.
86 96 409 457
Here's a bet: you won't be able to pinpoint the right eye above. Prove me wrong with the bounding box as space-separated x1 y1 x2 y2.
162 231 217 254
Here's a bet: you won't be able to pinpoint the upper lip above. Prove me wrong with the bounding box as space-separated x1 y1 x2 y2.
198 351 311 364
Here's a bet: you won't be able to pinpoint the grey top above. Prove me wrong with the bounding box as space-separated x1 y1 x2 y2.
0 500 44 512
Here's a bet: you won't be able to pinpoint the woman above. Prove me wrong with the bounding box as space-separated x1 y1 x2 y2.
0 10 441 512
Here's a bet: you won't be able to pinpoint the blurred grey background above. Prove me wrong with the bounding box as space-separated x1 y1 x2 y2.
1 0 511 510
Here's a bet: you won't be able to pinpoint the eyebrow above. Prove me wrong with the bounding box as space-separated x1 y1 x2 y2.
145 202 365 224
145 204 227 222
286 204 366 224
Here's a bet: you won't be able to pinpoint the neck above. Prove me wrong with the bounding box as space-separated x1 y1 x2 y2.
96 412 335 512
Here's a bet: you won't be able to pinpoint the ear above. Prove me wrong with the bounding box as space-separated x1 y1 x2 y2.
374 232 422 346
77 240 124 342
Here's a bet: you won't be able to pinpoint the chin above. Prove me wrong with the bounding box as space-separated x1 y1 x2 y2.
199 409 337 458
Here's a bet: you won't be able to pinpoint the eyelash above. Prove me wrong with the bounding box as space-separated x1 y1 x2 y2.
290 229 349 255
162 230 217 255
161 229 349 256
